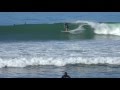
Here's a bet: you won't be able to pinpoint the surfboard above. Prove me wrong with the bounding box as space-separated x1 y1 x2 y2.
61 31 70 33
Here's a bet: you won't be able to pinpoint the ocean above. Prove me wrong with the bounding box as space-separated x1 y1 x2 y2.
0 12 120 78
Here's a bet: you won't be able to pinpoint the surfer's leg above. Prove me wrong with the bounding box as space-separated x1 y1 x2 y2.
66 27 68 31
66 28 67 31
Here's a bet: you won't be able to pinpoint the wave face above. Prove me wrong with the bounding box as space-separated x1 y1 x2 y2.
0 21 120 41
0 23 65 41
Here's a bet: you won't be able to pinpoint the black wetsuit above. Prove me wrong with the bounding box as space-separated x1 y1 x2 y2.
64 23 69 29
62 73 71 78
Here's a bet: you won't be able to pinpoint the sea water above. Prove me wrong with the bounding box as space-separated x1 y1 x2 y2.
0 12 120 78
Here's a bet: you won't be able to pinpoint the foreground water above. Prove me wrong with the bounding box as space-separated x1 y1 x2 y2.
0 39 120 78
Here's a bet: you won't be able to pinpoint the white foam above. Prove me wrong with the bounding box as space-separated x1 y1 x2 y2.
73 20 120 36
0 56 120 68
69 24 86 34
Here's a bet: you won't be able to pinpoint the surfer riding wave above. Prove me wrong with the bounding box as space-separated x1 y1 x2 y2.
64 23 69 31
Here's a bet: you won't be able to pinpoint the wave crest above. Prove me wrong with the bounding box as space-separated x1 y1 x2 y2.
70 20 120 36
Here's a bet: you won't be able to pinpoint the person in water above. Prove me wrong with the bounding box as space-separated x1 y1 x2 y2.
62 72 71 78
64 23 69 31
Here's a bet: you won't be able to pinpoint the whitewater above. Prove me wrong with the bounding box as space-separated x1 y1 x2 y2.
0 39 120 68
68 20 120 36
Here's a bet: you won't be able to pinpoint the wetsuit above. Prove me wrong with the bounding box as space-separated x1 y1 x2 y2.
64 23 69 31
65 23 69 29
62 72 71 78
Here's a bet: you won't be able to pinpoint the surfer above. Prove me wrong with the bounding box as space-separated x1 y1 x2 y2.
64 23 69 31
62 72 71 78
4 65 7 68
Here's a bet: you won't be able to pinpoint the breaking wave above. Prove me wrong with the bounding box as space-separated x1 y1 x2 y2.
1 56 120 68
0 21 120 41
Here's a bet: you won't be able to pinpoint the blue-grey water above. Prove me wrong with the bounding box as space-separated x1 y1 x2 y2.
0 12 120 78
1 12 120 25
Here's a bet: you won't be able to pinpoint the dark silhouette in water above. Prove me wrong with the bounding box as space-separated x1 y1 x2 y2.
62 72 71 78
4 65 7 68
